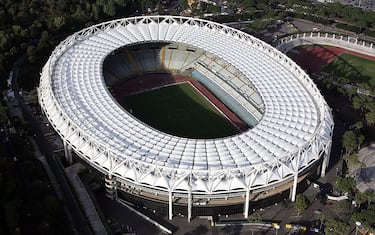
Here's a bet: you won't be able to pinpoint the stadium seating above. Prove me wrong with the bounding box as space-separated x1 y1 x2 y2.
102 41 264 128
40 16 333 198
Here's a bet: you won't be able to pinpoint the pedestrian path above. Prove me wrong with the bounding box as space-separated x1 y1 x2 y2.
65 163 108 235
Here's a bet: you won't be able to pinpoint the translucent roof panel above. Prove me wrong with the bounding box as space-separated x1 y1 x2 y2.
40 16 333 192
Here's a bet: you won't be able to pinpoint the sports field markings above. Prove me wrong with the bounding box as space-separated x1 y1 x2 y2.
122 82 240 139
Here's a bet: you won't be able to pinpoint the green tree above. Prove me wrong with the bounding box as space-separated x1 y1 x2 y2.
357 134 365 150
335 176 355 193
343 154 363 166
352 121 363 130
355 191 375 206
0 30 10 50
248 212 262 222
181 0 189 10
91 3 100 20
365 102 375 112
9 46 18 56
11 25 22 37
0 102 8 124
53 16 65 30
324 218 350 235
352 204 375 233
114 0 126 6
294 194 310 215
26 45 37 63
103 1 116 16
157 1 163 14
0 53 6 75
336 200 352 220
352 95 364 110
342 131 357 154
29 20 42 38
37 31 50 55
365 111 375 126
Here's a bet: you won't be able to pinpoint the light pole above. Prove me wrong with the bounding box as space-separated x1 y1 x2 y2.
275 224 280 235
355 221 361 235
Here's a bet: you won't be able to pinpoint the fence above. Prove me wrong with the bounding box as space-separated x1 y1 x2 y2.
275 32 375 57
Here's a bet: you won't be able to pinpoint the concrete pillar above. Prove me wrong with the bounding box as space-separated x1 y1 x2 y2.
317 163 322 176
188 187 192 222
321 141 332 177
244 189 250 218
168 191 173 220
371 43 373 48
105 174 117 200
325 33 328 38
36 87 44 116
321 156 328 177
63 141 72 165
291 172 298 202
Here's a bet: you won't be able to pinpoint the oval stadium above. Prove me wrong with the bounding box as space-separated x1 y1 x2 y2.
37 15 334 220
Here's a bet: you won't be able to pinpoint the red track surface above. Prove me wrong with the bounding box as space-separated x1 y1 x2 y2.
111 73 249 131
292 46 375 73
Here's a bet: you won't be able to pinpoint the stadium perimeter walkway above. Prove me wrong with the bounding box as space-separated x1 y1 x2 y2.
65 163 108 235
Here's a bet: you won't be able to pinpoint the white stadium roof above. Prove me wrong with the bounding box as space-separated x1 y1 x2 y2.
39 16 333 195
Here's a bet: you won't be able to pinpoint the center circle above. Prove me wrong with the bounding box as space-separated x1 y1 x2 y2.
103 42 264 139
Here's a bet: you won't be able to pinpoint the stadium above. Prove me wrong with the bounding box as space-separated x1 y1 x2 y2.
37 16 334 221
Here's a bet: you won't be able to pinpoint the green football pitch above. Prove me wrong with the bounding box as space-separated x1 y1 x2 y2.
123 83 239 139
323 53 375 89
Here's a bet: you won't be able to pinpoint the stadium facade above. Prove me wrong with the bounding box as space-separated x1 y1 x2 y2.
38 16 334 221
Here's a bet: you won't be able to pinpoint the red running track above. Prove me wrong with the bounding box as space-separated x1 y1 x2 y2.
111 73 249 131
293 46 375 73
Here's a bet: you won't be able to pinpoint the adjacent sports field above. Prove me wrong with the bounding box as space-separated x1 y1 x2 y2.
289 45 375 89
288 45 343 73
323 53 375 89
123 82 239 138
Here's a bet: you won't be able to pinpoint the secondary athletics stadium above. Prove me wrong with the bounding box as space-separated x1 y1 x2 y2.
38 16 334 221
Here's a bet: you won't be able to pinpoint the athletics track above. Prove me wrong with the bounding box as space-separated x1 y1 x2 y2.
292 45 375 73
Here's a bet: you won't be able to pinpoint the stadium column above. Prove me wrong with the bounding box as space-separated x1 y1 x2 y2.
188 185 192 222
244 189 250 218
290 151 301 202
63 140 73 165
321 140 332 177
105 174 117 200
291 171 298 202
168 190 173 220
36 87 44 116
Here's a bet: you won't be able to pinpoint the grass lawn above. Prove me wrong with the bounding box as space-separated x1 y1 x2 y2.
323 53 375 89
123 83 239 139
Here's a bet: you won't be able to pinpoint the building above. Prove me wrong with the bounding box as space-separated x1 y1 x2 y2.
38 16 334 221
